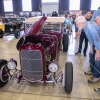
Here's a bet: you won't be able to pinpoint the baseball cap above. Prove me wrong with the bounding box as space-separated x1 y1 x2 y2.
91 9 100 22
94 16 100 21
98 6 100 9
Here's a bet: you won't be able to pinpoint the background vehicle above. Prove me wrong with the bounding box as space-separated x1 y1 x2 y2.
0 22 4 38
0 17 73 93
0 17 25 38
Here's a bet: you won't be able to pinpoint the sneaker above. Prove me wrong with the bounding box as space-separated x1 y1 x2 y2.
88 77 100 83
83 51 86 57
84 71 93 75
75 51 81 55
94 88 100 94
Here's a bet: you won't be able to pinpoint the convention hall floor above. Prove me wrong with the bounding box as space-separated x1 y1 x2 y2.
0 26 100 100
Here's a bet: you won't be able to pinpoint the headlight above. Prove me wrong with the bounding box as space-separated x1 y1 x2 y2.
49 63 58 72
7 60 17 70
10 28 13 31
2 28 4 31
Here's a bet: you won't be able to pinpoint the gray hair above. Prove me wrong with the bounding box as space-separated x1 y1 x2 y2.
75 16 86 24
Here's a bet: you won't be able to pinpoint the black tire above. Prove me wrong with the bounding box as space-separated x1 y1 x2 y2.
63 34 69 52
64 62 73 93
0 59 9 88
14 30 20 38
0 30 3 38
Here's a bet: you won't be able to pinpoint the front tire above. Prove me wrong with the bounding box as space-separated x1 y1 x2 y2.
0 59 9 88
0 30 3 38
14 30 20 38
64 62 73 93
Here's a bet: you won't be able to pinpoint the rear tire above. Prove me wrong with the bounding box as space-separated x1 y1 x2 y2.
0 59 9 88
64 62 73 93
63 34 69 52
14 30 20 38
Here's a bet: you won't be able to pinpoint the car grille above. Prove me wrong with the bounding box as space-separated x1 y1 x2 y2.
20 50 43 82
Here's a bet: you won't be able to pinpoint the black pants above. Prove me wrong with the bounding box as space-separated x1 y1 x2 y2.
78 33 88 54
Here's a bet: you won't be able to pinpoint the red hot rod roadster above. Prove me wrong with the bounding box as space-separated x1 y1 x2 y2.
0 16 73 93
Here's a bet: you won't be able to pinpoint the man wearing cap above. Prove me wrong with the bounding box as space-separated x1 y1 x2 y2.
75 16 100 84
90 8 100 94
86 9 100 76
91 7 100 24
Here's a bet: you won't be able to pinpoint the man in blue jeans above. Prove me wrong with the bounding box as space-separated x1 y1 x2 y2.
90 7 100 93
75 16 100 84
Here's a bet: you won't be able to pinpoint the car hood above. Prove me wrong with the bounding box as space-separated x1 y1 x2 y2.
25 16 47 35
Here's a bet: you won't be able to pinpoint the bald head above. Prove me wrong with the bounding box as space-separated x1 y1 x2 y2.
75 16 86 31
